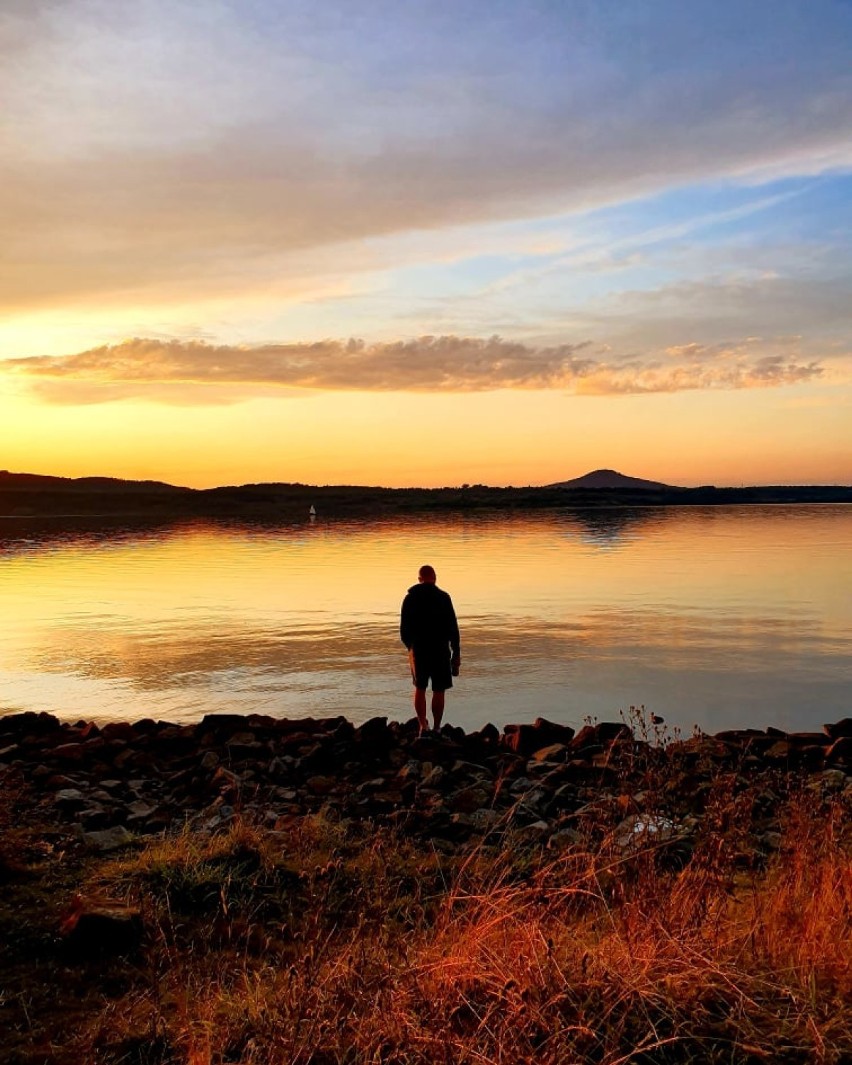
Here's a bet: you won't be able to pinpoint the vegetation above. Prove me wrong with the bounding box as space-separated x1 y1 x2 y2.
1 467 851 524
1 762 850 1065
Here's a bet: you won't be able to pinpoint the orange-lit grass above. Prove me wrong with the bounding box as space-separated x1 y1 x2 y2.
81 788 852 1065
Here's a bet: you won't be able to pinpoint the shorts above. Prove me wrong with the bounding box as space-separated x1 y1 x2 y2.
409 647 453 692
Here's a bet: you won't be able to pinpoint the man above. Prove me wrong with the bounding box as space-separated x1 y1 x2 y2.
400 565 461 734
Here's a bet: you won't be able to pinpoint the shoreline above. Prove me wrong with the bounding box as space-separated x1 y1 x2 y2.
2 709 849 849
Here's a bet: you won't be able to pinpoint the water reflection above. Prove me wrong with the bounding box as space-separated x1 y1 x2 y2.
556 506 670 545
1 506 850 733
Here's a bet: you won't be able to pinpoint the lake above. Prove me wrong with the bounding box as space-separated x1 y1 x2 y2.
1 505 850 735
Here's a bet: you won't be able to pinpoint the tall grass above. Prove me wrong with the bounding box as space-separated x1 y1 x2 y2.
81 784 852 1065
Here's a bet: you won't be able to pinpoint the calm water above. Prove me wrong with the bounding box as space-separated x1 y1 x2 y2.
1 506 850 735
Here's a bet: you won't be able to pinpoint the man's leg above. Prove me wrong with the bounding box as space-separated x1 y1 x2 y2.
413 687 429 732
431 690 445 730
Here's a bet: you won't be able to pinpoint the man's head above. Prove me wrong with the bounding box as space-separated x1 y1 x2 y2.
418 564 437 584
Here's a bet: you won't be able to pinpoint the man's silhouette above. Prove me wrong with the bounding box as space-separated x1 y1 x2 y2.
400 565 461 733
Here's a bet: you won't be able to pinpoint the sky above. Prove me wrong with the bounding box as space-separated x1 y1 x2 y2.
1 0 851 488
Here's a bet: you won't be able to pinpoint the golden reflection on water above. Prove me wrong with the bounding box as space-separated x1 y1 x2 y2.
1 506 850 732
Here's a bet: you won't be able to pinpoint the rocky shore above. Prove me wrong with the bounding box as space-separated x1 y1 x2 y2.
2 710 850 857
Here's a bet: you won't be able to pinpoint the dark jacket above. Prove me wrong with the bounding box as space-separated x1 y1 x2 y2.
400 583 460 656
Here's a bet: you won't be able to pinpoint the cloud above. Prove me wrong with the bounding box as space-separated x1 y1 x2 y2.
2 334 822 404
1 0 851 311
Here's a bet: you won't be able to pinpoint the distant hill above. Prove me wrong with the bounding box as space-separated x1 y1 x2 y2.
0 471 184 493
547 468 678 490
1 468 850 522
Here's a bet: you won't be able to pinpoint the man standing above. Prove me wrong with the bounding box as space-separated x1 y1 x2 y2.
400 565 461 734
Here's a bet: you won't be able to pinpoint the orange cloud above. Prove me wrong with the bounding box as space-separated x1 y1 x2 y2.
3 335 823 404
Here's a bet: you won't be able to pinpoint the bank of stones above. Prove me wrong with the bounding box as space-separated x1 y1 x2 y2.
1 711 850 854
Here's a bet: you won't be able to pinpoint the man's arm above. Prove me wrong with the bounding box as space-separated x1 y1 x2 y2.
400 594 413 649
446 595 460 670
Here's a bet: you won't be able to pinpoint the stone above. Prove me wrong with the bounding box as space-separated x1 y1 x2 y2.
52 742 85 762
200 750 219 769
396 760 422 782
60 897 143 957
518 820 551 843
54 788 85 806
530 743 571 764
356 717 390 743
79 805 109 829
101 721 136 742
819 769 848 791
126 800 154 819
306 775 336 796
548 827 582 850
824 718 852 741
420 765 446 788
450 785 492 813
80 825 134 852
227 731 256 745
825 736 852 767
113 748 136 770
211 766 242 793
517 788 549 816
469 808 501 831
614 814 679 850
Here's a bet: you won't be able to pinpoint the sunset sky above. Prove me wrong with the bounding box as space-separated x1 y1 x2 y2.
2 0 851 488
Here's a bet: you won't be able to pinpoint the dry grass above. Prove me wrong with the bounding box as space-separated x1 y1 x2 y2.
63 785 852 1065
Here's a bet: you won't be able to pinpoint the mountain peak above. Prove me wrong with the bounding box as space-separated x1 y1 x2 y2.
547 469 677 490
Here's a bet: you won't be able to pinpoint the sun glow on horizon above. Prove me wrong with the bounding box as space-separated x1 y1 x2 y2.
1 1 850 488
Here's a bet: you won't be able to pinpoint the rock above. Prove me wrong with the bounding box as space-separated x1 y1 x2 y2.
470 723 500 745
200 750 219 769
52 742 85 762
825 736 852 767
78 805 109 830
420 765 446 788
469 808 501 831
517 788 549 816
787 732 830 747
396 760 421 782
227 731 256 745
306 775 336 796
818 769 848 791
59 896 143 957
79 825 134 852
549 783 579 810
517 820 551 843
450 785 492 813
824 718 852 741
54 788 85 806
548 827 582 850
356 717 390 744
113 748 136 770
126 800 154 818
101 721 136 742
504 719 575 755
211 766 242 795
760 831 783 852
614 814 679 851
356 777 388 793
530 743 571 764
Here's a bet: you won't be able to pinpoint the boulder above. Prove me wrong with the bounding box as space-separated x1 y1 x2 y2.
79 825 134 852
59 896 143 958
